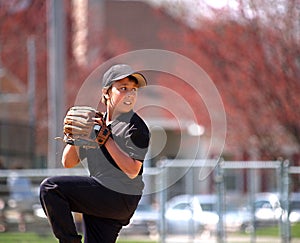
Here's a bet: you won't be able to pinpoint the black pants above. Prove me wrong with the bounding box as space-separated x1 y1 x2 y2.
40 176 141 243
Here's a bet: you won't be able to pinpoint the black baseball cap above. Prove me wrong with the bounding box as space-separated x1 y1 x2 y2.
102 64 147 89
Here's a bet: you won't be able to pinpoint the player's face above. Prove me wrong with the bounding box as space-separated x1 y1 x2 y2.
107 77 138 117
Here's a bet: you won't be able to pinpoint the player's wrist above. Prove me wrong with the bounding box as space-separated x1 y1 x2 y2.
95 124 111 146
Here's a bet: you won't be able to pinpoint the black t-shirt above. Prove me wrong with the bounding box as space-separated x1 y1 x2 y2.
79 110 150 195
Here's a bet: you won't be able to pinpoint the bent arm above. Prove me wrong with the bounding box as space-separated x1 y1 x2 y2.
104 138 142 179
62 145 81 168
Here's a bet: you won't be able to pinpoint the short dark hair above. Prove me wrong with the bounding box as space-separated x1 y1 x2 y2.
128 75 138 84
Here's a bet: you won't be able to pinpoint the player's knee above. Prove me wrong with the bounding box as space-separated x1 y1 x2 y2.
39 177 58 198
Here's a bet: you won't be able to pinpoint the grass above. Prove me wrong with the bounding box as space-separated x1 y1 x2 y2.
0 232 157 243
117 240 157 243
292 223 300 238
0 232 57 243
255 226 279 236
0 224 299 243
240 222 300 238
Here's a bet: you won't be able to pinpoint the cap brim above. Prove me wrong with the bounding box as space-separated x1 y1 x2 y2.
131 73 147 87
111 72 147 88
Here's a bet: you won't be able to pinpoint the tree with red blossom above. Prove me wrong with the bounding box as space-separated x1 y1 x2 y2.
159 0 300 161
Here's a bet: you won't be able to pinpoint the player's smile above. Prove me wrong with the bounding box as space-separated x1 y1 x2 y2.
124 101 132 105
120 97 134 110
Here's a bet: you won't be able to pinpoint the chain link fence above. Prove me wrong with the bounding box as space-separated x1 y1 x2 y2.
156 159 300 243
0 161 299 243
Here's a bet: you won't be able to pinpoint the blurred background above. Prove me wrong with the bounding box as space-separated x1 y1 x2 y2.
0 0 299 242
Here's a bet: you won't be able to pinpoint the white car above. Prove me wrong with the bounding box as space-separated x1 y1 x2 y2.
164 194 219 234
195 194 251 233
254 192 282 227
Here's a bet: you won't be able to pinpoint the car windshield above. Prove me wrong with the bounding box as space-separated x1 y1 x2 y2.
255 200 272 209
173 203 191 210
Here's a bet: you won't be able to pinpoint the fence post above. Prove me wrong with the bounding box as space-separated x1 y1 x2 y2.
215 158 225 243
248 168 256 243
280 160 291 243
159 163 168 243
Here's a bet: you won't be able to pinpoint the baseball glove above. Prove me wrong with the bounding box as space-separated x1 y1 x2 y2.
63 106 111 148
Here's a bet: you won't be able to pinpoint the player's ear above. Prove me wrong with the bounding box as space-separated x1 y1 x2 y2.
102 88 110 99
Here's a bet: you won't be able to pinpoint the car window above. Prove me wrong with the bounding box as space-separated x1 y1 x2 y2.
201 203 215 212
255 201 272 209
173 203 191 210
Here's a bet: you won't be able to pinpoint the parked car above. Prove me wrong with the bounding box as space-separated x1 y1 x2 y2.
164 193 283 235
120 203 159 236
196 194 251 233
164 194 218 234
195 194 219 232
289 192 300 223
253 192 282 228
